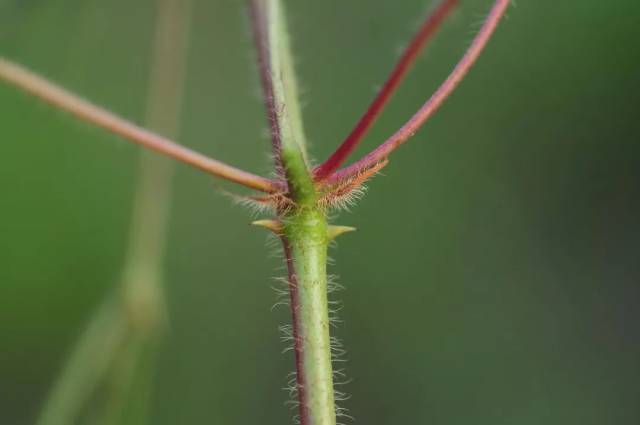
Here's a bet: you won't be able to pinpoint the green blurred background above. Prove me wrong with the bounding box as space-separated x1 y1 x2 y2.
1 0 639 424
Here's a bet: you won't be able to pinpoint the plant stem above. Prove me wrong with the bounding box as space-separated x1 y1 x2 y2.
113 0 193 422
0 58 276 192
249 1 338 423
120 0 192 336
314 0 458 180
282 208 335 425
36 0 190 423
35 299 128 425
249 0 311 176
325 0 510 185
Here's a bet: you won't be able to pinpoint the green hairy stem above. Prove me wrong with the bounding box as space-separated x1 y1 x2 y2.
279 91 337 425
282 206 335 425
0 0 510 422
254 0 339 422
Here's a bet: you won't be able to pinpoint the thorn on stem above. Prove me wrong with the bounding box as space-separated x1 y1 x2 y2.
328 226 357 241
252 219 283 234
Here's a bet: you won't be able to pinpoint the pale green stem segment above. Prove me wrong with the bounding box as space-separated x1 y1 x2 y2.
260 1 337 424
36 0 191 424
36 299 128 425
283 209 335 425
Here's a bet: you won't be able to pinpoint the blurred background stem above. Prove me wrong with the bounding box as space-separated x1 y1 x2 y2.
36 0 191 423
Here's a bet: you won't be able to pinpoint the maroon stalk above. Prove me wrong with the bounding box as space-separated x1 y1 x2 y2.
314 0 458 180
248 0 285 174
323 0 511 186
281 237 310 425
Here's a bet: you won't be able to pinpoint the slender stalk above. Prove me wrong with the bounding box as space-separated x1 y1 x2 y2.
249 0 312 190
324 0 510 185
0 57 276 192
249 1 336 424
36 0 190 423
120 0 192 334
35 300 128 425
115 0 192 421
314 0 458 180
94 333 145 425
249 0 285 170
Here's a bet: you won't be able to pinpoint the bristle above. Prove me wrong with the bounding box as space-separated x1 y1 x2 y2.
318 159 388 212
276 258 353 424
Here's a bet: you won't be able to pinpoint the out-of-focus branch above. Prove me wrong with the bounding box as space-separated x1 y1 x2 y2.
36 0 192 424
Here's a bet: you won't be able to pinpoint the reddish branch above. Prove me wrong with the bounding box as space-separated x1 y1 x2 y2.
314 0 459 180
322 0 511 186
0 57 278 193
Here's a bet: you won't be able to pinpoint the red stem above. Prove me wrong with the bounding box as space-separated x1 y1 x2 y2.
248 0 284 173
314 0 458 180
281 237 310 425
324 0 511 186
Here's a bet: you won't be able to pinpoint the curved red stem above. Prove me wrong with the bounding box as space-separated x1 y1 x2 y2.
314 0 458 180
324 0 511 186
